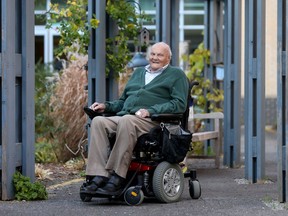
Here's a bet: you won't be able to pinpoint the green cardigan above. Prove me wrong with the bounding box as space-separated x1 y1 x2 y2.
105 65 189 116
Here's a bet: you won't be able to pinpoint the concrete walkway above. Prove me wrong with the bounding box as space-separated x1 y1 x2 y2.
0 127 287 216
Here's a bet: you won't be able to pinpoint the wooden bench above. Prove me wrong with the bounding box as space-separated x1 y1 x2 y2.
188 112 224 168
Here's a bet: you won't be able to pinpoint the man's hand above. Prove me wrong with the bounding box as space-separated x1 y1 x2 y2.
90 102 106 113
135 109 150 118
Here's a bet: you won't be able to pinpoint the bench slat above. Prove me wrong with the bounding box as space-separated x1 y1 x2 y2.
193 112 224 119
192 131 219 142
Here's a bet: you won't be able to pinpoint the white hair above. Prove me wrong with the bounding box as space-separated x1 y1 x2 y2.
152 42 172 59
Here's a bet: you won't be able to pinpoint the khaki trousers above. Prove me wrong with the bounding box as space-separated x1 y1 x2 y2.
85 115 159 178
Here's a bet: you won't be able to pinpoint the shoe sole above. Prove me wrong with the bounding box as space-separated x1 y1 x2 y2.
95 188 123 196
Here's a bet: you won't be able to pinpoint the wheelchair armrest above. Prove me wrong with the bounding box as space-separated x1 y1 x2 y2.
150 113 183 122
84 106 116 119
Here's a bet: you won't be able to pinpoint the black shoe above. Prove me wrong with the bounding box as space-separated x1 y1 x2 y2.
96 173 125 196
80 176 109 195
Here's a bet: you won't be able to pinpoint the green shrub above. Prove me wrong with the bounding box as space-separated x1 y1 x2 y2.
46 0 99 59
183 42 224 113
35 61 57 140
35 140 58 163
183 42 224 156
35 61 59 163
46 0 150 75
13 171 48 201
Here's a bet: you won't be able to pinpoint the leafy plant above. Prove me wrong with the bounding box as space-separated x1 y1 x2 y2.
46 0 99 59
13 171 48 201
35 61 60 163
46 0 150 75
35 139 58 163
35 61 57 140
105 0 150 74
183 42 224 156
183 42 224 113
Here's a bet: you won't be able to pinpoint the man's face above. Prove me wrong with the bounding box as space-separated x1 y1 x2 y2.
148 44 170 71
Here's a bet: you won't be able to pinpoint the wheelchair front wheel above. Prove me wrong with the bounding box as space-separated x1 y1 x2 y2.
124 186 144 206
80 192 92 202
152 161 184 203
79 184 93 202
189 179 201 199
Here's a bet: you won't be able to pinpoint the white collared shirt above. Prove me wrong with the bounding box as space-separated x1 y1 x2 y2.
144 64 169 85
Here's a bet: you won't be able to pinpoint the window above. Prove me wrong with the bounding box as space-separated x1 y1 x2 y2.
142 14 155 26
184 14 204 26
53 35 67 60
184 0 204 11
184 30 203 53
35 0 62 64
139 0 156 10
35 14 46 25
180 0 205 53
35 0 46 10
35 36 44 64
51 0 67 9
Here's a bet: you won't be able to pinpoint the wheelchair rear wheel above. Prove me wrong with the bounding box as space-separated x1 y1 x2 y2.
152 161 184 203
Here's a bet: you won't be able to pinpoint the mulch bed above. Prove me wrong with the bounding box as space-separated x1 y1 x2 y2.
37 163 84 188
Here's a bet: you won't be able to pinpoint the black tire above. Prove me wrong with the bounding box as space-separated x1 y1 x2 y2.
80 192 92 202
124 187 144 206
189 180 201 199
79 184 92 202
152 161 184 203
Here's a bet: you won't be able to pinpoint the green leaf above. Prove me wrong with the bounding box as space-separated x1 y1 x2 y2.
13 171 48 201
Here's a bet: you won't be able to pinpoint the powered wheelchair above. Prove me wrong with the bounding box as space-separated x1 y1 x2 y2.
79 82 201 206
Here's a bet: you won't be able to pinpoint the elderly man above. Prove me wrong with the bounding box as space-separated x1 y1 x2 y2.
81 42 189 196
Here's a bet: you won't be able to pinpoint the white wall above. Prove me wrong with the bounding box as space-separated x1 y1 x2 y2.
241 0 277 98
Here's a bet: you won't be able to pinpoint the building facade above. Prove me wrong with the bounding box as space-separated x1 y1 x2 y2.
34 0 205 64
